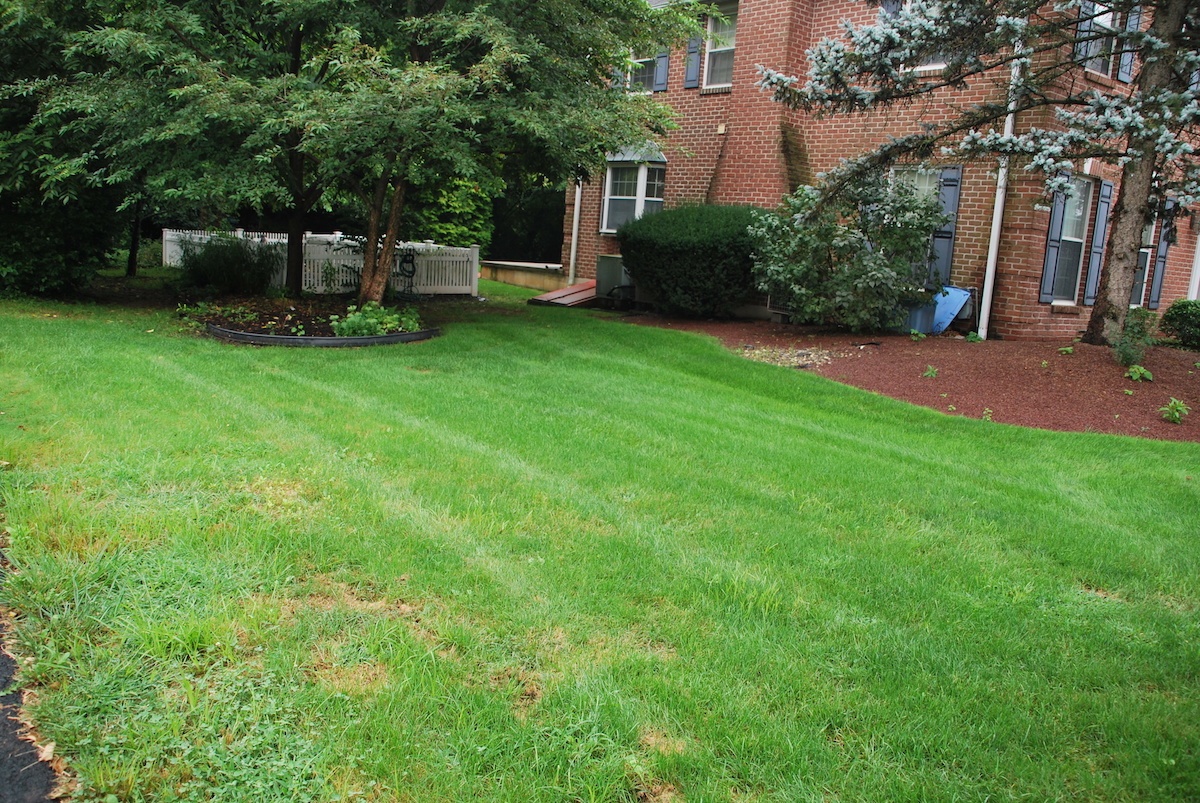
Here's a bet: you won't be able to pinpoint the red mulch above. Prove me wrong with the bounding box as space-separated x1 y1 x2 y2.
626 314 1200 443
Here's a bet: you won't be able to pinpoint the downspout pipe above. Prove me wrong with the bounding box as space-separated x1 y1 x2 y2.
979 43 1024 340
568 180 583 285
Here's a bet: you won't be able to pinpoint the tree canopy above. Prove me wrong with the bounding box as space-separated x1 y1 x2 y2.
759 0 1200 344
3 0 701 299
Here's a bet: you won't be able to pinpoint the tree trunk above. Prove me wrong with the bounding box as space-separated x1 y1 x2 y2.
125 198 143 278
359 178 407 305
1083 0 1189 345
286 205 306 297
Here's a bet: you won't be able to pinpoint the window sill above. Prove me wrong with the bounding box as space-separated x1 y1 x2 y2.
700 85 732 95
1050 303 1083 315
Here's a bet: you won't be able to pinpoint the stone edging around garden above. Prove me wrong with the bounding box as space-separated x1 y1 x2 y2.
206 323 441 347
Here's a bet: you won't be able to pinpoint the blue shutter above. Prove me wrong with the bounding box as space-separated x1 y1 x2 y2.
1117 6 1140 82
929 166 961 284
1083 180 1113 305
880 0 903 18
1041 187 1068 303
1147 201 1174 309
653 52 669 92
684 37 701 88
1075 0 1095 62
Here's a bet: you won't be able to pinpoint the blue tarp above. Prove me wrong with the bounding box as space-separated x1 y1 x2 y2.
932 286 972 334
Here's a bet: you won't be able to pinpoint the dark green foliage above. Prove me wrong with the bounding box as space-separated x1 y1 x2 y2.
749 173 946 332
0 193 119 296
1113 307 1158 366
400 178 496 251
1160 299 1200 350
616 205 760 318
179 236 282 295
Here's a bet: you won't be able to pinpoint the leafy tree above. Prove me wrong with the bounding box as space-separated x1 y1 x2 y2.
9 0 699 301
759 0 1199 345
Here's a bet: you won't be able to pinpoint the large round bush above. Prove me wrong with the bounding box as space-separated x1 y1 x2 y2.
616 204 759 318
1160 299 1200 350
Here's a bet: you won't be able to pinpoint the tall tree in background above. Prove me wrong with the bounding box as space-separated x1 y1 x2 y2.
6 0 699 300
760 0 1200 345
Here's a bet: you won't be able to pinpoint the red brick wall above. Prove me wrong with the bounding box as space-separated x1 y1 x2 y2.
560 0 1199 338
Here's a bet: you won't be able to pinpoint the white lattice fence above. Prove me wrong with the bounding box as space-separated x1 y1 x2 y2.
163 229 479 296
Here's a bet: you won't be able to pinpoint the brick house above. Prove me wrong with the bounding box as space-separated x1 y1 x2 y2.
559 0 1200 340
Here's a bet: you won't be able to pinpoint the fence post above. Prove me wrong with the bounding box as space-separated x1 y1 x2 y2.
470 244 480 296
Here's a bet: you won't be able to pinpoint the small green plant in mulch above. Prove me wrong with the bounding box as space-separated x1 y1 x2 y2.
1124 365 1153 382
910 329 927 342
1159 397 1191 424
1058 346 1074 355
922 365 938 378
329 302 421 337
966 331 984 343
1114 308 1158 367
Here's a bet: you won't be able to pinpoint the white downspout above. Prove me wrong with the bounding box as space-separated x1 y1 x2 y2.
568 180 583 285
1188 230 1200 300
979 44 1024 340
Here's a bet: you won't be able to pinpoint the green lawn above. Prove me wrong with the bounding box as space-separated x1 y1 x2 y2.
1 281 1197 802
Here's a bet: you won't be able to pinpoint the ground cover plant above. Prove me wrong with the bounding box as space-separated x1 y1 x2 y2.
0 281 1198 802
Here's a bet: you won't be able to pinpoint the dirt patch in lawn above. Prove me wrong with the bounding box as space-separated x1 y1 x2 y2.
624 314 1200 443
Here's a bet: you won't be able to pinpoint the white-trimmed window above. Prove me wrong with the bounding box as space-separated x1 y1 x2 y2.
1083 3 1118 76
1131 217 1156 306
627 55 656 93
602 163 665 232
880 1 947 71
703 1 737 88
1052 177 1095 303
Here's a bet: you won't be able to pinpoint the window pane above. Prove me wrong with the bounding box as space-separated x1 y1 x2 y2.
1061 180 1092 241
1054 240 1084 300
711 13 737 46
609 166 639 197
646 167 666 200
607 199 637 230
630 59 655 91
642 199 664 217
1131 250 1150 305
707 50 734 85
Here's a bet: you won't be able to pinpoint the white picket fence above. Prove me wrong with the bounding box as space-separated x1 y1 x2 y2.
162 229 479 296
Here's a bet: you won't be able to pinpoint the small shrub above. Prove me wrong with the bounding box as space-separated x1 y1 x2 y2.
1159 397 1191 424
1160 299 1200 349
910 329 927 341
966 331 984 342
1114 307 1158 366
617 204 760 318
1124 365 1153 382
329 302 421 337
179 235 282 295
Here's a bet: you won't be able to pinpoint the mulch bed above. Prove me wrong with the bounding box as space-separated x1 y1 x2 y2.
626 314 1200 443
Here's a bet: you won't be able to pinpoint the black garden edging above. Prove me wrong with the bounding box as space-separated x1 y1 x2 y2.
206 323 441 347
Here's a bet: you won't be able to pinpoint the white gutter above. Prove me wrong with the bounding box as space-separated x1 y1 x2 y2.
1189 230 1200 300
979 43 1024 340
568 180 583 285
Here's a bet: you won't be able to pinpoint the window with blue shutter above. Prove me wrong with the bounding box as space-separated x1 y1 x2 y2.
684 37 702 88
1041 188 1069 303
1148 202 1175 309
930 167 961 284
1083 180 1114 305
1074 0 1096 63
1117 6 1140 82
653 52 669 92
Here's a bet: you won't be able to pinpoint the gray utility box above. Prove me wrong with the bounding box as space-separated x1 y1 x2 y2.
595 255 633 300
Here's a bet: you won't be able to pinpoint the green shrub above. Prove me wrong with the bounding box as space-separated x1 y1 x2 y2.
1114 307 1158 366
749 172 947 332
616 204 760 317
0 191 119 296
179 235 282 295
1160 299 1200 350
329 302 421 337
